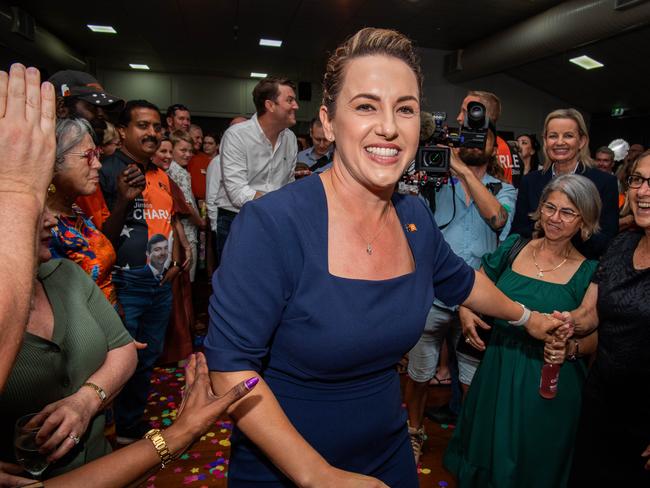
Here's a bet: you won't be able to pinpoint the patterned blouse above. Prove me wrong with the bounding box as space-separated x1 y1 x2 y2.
167 161 199 245
49 205 118 308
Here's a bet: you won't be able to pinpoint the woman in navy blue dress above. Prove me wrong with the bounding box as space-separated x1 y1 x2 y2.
205 28 565 487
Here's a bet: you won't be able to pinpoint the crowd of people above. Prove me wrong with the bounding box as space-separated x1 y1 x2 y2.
0 26 648 488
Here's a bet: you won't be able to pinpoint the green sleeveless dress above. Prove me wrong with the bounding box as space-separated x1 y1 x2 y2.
444 234 597 488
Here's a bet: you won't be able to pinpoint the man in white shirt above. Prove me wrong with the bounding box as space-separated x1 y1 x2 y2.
214 77 299 262
205 116 248 268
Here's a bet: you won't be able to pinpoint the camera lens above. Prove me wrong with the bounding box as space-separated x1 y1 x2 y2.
468 104 484 123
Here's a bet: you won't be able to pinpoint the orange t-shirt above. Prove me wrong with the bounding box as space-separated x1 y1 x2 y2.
75 186 110 231
496 136 514 184
187 152 212 200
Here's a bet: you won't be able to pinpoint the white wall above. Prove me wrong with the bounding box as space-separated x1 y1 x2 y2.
98 48 577 135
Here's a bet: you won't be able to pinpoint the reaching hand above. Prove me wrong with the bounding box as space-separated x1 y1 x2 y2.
0 461 36 488
459 306 491 351
28 388 99 462
524 311 567 341
170 353 257 449
0 64 56 208
116 164 146 202
160 265 181 286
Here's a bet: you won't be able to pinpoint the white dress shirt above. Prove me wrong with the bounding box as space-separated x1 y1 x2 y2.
216 113 297 212
205 155 221 232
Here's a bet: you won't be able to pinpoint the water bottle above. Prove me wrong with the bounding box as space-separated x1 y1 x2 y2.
539 362 560 399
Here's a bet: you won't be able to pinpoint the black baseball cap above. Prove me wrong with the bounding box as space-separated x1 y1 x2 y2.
48 70 124 108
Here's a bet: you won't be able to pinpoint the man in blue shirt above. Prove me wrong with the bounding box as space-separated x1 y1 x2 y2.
296 117 334 173
405 91 516 464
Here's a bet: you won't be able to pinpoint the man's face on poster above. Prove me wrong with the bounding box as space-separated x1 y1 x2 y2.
148 240 169 271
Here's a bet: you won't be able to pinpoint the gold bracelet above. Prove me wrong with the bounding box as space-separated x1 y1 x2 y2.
82 382 107 404
144 428 173 469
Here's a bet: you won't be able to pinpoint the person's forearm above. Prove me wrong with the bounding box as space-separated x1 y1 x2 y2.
462 270 524 321
0 194 41 391
84 342 137 405
211 371 330 488
172 224 182 263
568 331 598 358
102 198 131 248
458 169 507 230
43 422 193 488
570 283 599 335
188 206 203 227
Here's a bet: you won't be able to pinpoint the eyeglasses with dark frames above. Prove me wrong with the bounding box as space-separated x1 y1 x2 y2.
66 147 103 165
540 202 580 223
627 174 650 189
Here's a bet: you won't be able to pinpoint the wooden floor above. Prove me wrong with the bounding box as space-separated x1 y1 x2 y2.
114 366 457 488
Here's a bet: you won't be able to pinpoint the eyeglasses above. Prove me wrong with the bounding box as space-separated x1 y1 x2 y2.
540 202 580 222
67 147 102 164
627 174 650 189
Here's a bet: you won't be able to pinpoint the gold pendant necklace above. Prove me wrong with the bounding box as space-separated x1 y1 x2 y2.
330 179 392 256
532 241 569 278
356 203 392 255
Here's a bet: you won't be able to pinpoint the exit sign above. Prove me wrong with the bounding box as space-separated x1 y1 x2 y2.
611 107 625 117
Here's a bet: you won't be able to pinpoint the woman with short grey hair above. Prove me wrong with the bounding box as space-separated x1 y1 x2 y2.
446 174 602 487
47 117 119 307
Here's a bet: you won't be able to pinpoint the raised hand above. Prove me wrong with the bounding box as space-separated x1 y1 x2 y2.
0 64 56 208
116 164 146 202
168 353 257 452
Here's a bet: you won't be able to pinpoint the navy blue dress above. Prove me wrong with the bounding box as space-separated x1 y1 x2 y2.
205 175 475 486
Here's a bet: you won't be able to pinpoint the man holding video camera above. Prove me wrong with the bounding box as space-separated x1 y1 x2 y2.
405 91 517 464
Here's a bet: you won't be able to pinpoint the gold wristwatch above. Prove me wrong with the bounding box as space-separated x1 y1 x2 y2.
144 429 173 469
82 382 107 404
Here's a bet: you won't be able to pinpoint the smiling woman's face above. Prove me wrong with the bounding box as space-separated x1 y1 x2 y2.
321 54 420 192
628 155 650 230
539 190 582 241
544 118 586 167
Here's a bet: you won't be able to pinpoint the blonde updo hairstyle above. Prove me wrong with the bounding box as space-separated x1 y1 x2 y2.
322 28 423 119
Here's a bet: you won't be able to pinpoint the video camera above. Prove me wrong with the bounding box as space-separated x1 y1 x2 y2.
415 101 491 174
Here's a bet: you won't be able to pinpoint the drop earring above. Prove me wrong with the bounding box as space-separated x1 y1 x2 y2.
47 183 56 195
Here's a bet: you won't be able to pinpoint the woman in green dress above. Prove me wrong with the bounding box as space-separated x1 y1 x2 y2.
444 174 601 488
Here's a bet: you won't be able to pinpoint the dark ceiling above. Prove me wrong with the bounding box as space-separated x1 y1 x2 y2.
2 0 649 116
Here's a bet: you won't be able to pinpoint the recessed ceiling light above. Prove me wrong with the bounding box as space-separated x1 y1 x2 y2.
87 25 117 34
129 64 150 70
259 38 282 47
250 72 268 78
569 55 604 70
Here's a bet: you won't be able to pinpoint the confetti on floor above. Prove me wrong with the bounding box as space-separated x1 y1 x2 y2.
124 366 457 487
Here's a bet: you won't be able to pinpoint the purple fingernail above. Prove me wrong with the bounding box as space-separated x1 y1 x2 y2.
245 377 259 390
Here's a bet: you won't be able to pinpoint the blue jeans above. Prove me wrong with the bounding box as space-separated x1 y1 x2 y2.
112 269 173 433
215 210 237 266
